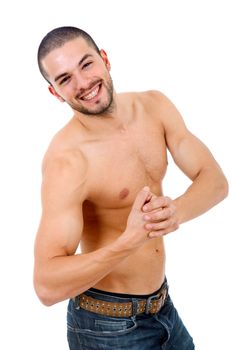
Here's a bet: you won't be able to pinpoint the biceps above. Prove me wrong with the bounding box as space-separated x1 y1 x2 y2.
169 132 217 180
35 208 83 261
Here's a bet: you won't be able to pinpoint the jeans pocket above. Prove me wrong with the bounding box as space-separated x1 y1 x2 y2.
68 305 137 337
93 318 137 335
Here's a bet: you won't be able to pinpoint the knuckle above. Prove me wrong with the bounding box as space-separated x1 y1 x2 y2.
156 208 168 220
152 212 160 221
168 207 174 216
163 208 171 218
159 221 168 230
166 219 172 228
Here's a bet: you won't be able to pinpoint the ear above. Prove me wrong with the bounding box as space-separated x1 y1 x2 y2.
48 85 65 102
100 49 111 71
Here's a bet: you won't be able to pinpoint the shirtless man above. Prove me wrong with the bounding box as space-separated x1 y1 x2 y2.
34 26 228 350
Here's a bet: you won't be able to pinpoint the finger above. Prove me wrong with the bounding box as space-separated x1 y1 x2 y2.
144 207 175 222
148 229 168 238
145 191 153 204
145 219 172 231
143 196 171 212
132 186 151 211
148 223 179 238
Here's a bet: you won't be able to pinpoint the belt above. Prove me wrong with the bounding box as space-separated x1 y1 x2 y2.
74 283 168 318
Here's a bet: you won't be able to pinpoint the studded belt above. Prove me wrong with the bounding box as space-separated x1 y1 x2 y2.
74 283 168 318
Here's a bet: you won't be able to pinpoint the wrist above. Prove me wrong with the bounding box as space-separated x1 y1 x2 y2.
172 197 186 225
113 230 137 254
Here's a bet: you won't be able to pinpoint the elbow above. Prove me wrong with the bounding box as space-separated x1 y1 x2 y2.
216 174 229 202
34 276 61 306
220 174 229 199
34 283 57 307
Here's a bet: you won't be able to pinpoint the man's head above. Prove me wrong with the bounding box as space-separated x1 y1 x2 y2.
38 26 114 116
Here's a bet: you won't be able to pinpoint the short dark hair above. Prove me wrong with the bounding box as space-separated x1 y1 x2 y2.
37 26 100 82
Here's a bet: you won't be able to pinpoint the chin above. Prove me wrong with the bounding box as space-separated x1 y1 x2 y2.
72 97 114 116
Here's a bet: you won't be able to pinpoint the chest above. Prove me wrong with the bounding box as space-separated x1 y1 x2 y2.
82 122 168 209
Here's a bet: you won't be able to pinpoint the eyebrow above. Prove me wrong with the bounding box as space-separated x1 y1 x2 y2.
54 54 93 83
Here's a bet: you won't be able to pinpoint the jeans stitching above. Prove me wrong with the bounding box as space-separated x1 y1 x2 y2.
69 313 137 336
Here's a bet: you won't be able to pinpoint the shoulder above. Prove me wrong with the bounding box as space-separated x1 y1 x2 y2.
42 118 87 176
119 90 169 110
41 143 88 202
130 90 182 127
42 148 87 178
129 90 174 117
137 90 175 111
135 90 186 127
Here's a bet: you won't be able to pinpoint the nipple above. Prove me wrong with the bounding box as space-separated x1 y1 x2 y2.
119 188 129 200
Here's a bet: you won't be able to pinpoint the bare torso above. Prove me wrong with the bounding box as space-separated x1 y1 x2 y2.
44 91 168 294
35 35 227 307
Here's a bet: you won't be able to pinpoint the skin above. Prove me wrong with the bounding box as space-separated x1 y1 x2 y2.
34 37 228 306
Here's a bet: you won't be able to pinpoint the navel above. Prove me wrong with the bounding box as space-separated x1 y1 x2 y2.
119 188 129 200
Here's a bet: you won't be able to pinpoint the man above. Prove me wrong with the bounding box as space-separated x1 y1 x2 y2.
34 26 228 350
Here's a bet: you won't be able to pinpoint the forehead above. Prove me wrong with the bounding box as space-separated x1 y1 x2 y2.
42 37 97 81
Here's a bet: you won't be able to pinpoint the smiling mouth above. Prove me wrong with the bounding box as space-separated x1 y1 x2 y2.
80 83 102 101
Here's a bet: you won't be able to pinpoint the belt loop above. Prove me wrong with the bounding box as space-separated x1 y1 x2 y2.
145 295 153 314
73 295 80 310
132 298 138 317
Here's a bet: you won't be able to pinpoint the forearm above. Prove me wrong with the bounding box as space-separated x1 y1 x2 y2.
35 186 152 306
34 236 133 306
174 166 228 224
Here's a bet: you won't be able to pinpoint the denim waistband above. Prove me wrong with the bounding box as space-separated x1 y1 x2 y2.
79 278 168 304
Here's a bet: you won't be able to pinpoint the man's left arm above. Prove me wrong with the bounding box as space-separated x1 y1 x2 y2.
143 91 228 237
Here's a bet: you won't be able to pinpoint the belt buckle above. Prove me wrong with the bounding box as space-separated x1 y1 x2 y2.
145 287 167 314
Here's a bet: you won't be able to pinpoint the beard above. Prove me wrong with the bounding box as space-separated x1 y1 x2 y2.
68 75 114 117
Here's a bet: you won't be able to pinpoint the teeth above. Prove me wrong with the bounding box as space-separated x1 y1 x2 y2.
82 86 99 101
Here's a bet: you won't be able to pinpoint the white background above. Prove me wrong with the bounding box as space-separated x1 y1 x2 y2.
0 0 232 349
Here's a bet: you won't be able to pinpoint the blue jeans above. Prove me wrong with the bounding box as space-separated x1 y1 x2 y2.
67 286 195 349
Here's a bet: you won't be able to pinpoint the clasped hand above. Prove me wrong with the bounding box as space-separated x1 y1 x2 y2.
142 193 179 238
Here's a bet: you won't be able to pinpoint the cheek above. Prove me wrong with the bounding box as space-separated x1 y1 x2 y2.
93 64 109 78
60 85 77 100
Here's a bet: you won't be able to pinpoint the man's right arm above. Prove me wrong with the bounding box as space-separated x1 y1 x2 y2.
33 152 152 306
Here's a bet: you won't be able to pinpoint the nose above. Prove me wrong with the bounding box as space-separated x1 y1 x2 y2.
72 71 93 97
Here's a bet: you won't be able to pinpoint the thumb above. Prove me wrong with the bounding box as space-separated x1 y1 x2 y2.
132 186 151 211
